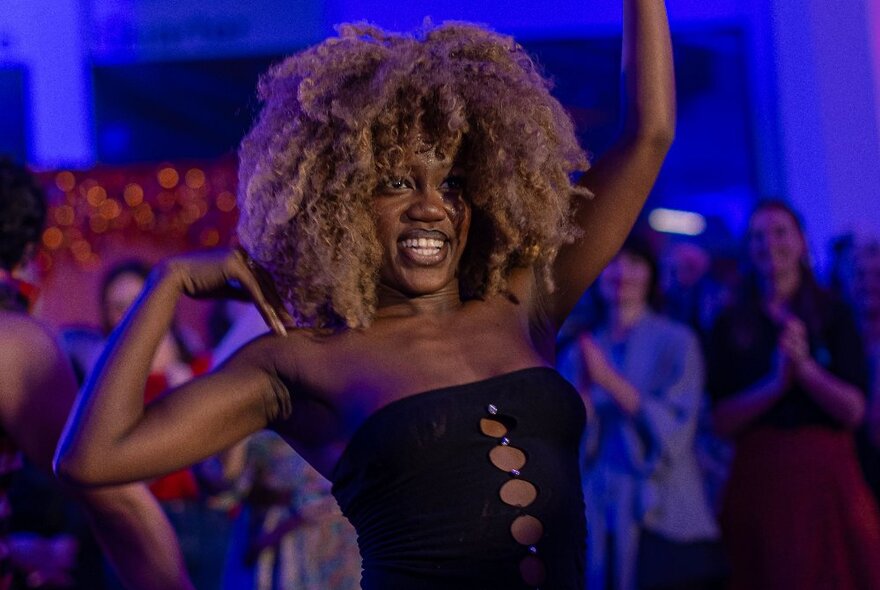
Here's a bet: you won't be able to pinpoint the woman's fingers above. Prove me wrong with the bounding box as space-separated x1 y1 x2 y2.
230 250 288 336
170 248 290 335
239 251 294 325
778 324 809 363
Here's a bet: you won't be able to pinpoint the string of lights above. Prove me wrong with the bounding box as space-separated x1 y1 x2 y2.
34 156 240 273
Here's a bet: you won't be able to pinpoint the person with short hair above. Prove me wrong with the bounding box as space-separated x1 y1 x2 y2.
0 158 193 590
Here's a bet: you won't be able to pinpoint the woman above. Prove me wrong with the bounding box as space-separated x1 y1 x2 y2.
849 240 880 448
558 237 721 590
0 159 193 589
838 239 880 516
56 1 675 587
707 201 880 590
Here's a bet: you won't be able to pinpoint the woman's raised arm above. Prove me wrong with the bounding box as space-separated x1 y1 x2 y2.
547 0 675 326
55 249 291 486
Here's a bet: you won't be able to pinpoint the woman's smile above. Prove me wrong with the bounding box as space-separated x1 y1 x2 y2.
373 149 471 297
397 229 450 265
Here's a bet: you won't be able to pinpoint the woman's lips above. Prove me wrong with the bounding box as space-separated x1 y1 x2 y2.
398 236 448 265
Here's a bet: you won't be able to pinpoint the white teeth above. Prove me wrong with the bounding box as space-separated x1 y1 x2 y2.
401 238 444 251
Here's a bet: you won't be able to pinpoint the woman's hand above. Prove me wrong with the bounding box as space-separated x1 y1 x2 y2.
778 316 810 369
579 334 641 415
163 248 290 336
580 335 618 391
771 313 866 429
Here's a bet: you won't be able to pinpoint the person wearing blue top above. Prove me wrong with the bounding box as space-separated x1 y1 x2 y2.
558 236 722 590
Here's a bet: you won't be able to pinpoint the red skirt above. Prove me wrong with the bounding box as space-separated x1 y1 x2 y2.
722 427 880 590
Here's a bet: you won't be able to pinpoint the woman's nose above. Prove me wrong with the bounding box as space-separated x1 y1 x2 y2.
406 188 447 222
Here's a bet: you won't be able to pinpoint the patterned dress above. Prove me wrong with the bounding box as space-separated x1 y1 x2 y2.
223 431 361 590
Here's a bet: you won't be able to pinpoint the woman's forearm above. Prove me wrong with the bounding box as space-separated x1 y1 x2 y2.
78 484 195 590
597 369 641 415
550 0 675 321
713 374 786 438
796 358 865 429
622 0 677 142
56 251 287 486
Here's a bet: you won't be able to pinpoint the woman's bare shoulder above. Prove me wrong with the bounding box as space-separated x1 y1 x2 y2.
0 311 64 367
218 325 350 385
0 311 75 428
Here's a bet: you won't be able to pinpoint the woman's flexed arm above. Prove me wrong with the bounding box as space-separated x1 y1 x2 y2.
548 0 675 326
55 249 291 486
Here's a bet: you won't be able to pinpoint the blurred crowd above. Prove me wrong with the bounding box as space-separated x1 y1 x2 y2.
559 200 880 590
6 169 880 589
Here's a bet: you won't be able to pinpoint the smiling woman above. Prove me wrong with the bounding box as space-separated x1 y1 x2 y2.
371 151 471 297
55 2 675 589
236 22 591 329
708 200 880 590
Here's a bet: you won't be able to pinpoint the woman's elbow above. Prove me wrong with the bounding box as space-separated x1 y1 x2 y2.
53 447 110 487
625 119 675 153
840 396 866 431
645 125 675 154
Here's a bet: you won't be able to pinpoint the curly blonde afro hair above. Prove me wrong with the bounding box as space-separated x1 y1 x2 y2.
238 21 590 329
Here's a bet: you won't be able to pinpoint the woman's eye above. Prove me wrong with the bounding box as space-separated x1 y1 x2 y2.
440 175 464 192
385 178 409 190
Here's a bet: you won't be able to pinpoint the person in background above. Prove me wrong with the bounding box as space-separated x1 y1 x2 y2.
657 241 733 518
659 241 729 343
97 260 229 590
218 431 361 590
847 240 880 444
707 200 880 590
558 235 722 590
835 237 880 505
0 157 193 589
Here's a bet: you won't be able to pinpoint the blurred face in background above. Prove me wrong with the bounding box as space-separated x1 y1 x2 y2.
102 272 146 331
662 242 710 291
747 206 806 281
599 250 652 309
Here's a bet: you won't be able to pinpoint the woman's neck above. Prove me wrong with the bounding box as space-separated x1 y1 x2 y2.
762 268 801 306
375 282 464 320
609 300 648 338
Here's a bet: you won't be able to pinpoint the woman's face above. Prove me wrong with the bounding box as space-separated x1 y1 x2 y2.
599 251 652 308
103 272 146 330
747 207 806 279
372 149 471 298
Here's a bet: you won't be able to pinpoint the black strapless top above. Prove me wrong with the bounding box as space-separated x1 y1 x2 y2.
331 367 586 589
